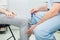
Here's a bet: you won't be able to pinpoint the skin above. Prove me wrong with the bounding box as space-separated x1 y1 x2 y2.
0 8 16 18
26 3 60 34
30 5 48 15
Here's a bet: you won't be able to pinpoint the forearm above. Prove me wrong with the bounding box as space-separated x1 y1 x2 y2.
36 9 59 25
38 5 48 11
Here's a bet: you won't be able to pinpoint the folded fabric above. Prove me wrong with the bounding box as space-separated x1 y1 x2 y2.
31 13 41 25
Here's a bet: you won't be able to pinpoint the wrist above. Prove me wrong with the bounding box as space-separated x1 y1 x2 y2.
4 11 8 14
37 8 40 12
1 9 7 14
1 8 9 14
34 24 38 27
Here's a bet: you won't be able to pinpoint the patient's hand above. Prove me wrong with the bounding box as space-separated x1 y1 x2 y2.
5 11 16 18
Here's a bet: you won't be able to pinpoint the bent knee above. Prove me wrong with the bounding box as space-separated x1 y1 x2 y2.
33 28 56 40
33 28 51 38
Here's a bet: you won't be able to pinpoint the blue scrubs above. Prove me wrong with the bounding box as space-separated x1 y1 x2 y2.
32 0 60 40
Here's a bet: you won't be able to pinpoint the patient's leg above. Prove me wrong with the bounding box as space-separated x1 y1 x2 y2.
0 14 31 40
0 14 29 26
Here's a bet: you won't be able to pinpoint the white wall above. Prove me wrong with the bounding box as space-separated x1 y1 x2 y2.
0 0 47 16
0 0 48 18
8 0 48 19
0 0 8 9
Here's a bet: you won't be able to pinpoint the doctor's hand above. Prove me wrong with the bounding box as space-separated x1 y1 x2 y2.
26 25 37 35
30 8 39 14
5 11 16 18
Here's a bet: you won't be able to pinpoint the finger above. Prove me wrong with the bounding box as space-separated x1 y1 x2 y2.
10 14 15 18
30 9 34 13
25 30 29 34
12 12 16 15
31 9 34 11
7 14 14 18
7 14 11 18
26 30 31 34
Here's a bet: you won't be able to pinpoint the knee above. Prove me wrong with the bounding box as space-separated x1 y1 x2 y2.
33 27 50 38
33 27 41 37
19 18 29 26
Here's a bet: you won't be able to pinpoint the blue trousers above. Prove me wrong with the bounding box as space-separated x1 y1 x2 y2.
33 13 60 40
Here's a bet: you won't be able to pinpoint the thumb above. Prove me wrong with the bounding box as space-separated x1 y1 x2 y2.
12 12 17 15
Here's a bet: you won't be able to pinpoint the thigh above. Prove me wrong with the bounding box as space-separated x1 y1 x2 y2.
0 14 29 27
34 15 60 33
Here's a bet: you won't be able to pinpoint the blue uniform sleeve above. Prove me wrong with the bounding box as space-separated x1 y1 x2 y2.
48 0 60 9
52 0 60 2
48 0 53 9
